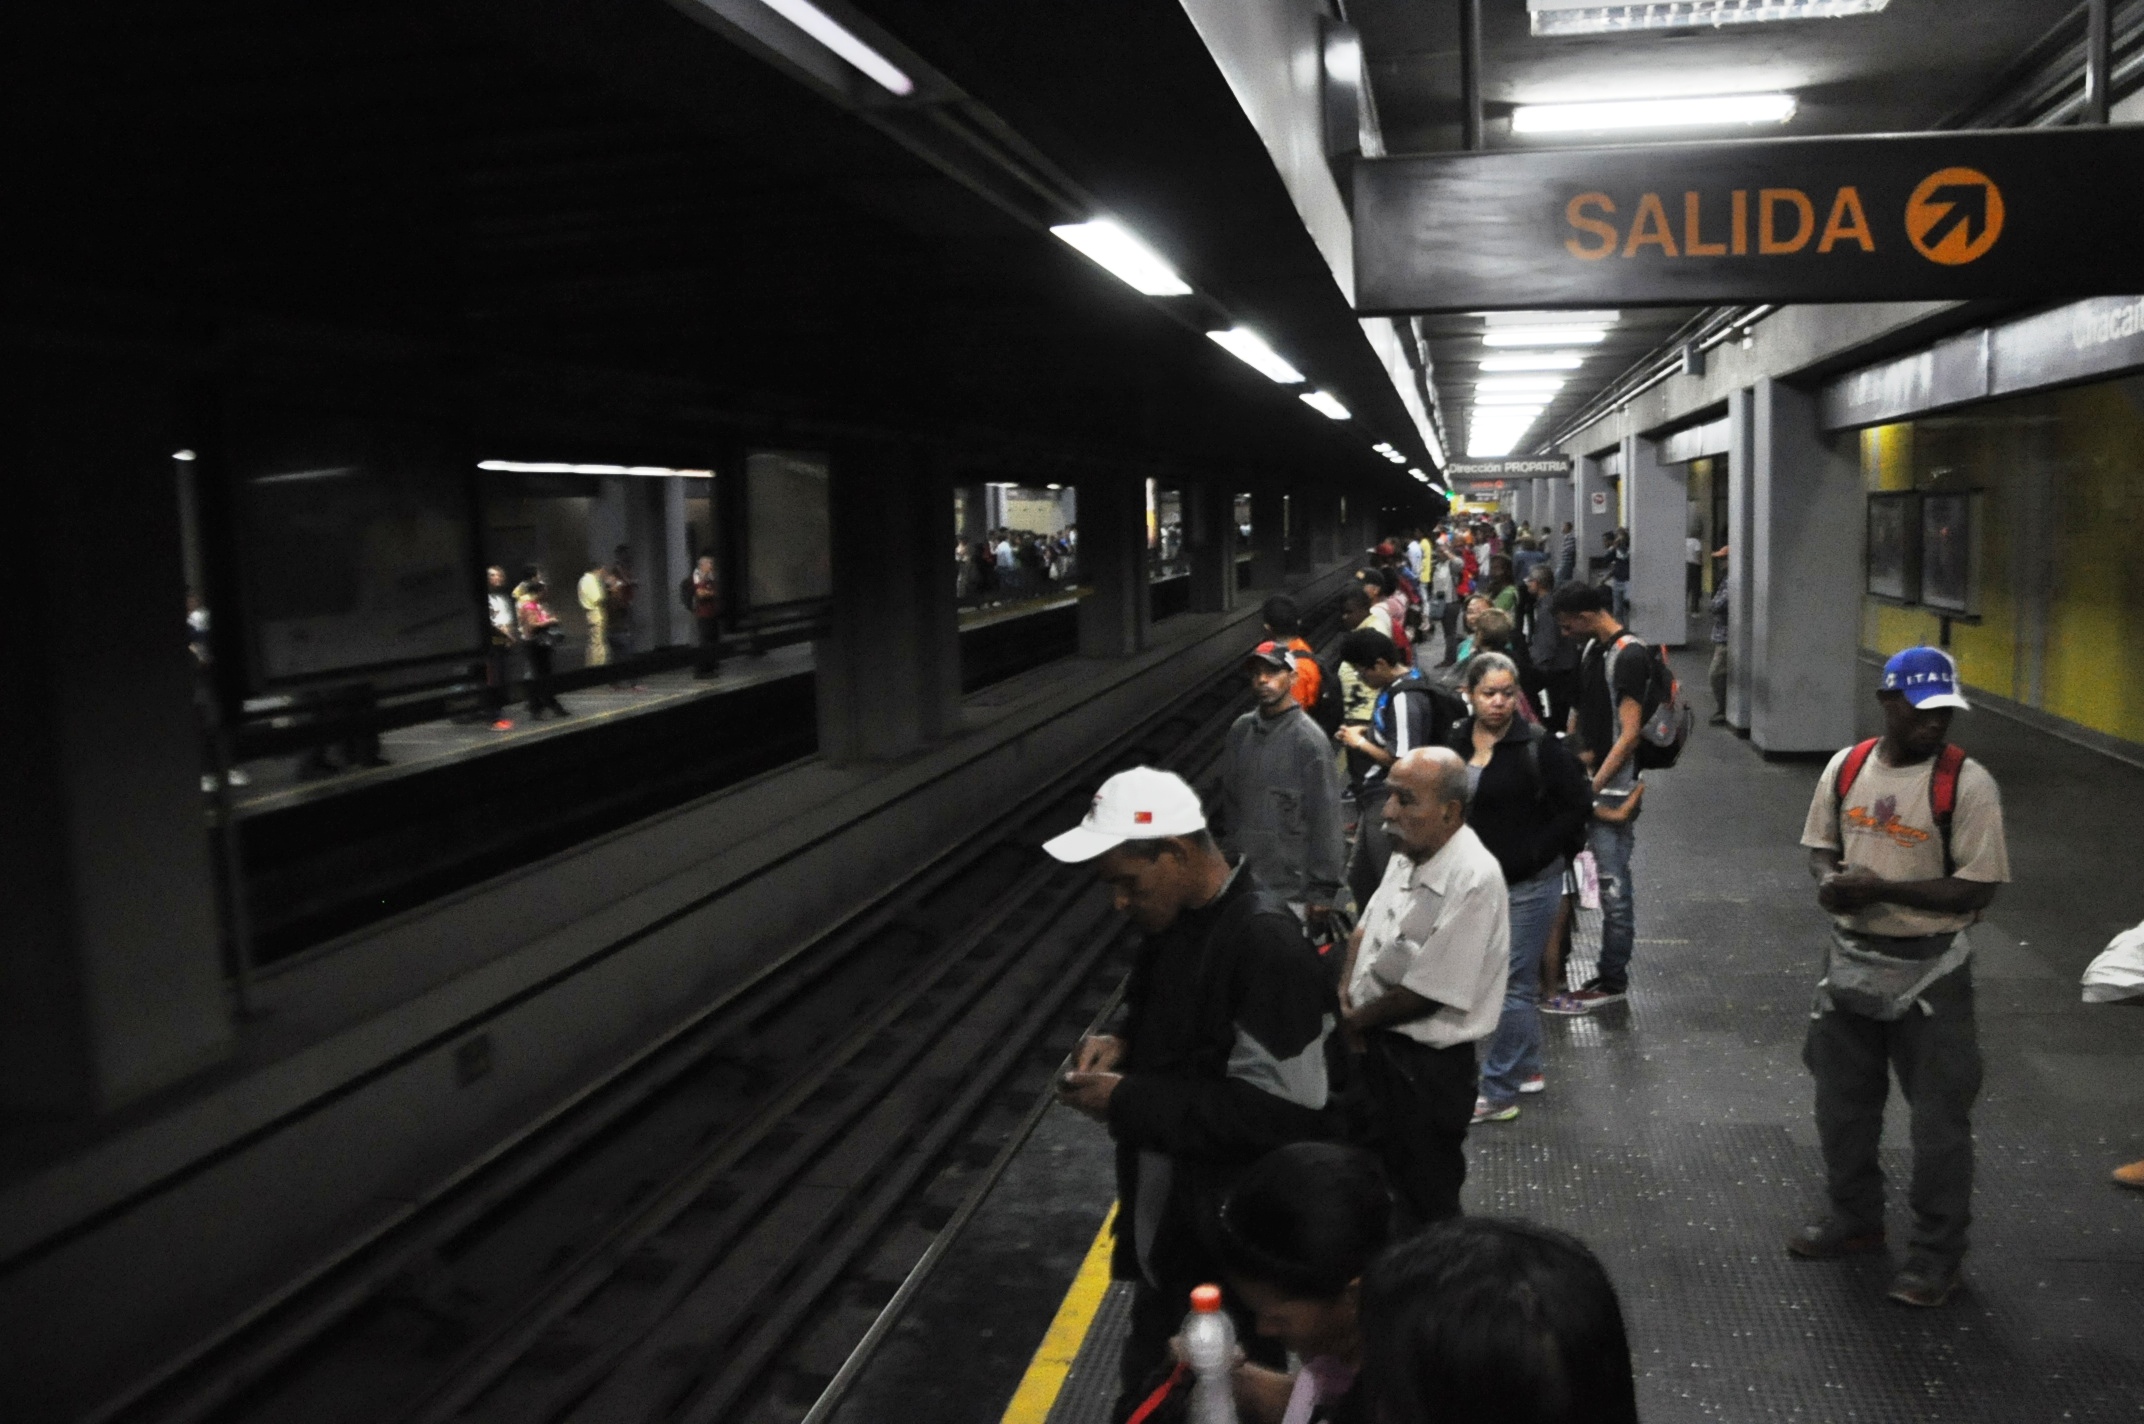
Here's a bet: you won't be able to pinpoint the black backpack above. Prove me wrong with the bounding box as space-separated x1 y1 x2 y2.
1309 653 1347 736
1388 677 1468 750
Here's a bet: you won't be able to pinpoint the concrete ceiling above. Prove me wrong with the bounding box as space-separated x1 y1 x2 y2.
1342 0 2085 457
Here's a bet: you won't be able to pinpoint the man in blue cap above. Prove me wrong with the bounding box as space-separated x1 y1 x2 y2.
1791 647 2010 1308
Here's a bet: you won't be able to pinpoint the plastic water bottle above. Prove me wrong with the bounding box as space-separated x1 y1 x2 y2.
1182 1283 1239 1424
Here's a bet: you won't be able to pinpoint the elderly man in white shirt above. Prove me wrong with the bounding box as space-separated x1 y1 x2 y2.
1338 746 1510 1226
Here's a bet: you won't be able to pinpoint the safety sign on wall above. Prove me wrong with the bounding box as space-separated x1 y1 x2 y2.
1590 491 1609 515
1352 128 2144 311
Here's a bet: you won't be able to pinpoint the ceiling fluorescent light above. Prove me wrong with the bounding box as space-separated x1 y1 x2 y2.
1482 310 1620 327
1512 93 1796 134
1481 353 1584 372
1372 442 1398 454
1483 327 1608 347
1300 391 1352 420
1051 219 1192 297
754 0 915 95
480 460 715 477
1208 327 1305 383
1478 376 1566 392
1528 1 1889 38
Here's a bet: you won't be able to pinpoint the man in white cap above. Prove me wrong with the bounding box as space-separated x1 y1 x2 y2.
1792 646 2009 1308
1045 765 1347 1419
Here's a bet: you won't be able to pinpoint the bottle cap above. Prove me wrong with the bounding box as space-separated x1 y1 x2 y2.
1190 1284 1222 1313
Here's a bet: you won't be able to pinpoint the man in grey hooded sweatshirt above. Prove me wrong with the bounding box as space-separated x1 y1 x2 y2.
1215 641 1348 938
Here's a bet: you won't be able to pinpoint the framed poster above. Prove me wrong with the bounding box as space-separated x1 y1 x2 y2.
1865 492 1920 602
1919 492 1979 616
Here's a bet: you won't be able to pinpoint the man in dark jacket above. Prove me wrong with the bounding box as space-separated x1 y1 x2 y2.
1047 766 1350 1421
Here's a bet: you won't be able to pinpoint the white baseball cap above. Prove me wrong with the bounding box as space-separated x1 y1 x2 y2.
1043 766 1207 863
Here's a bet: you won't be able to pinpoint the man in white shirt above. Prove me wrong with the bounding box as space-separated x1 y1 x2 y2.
1339 747 1510 1226
1685 533 1704 613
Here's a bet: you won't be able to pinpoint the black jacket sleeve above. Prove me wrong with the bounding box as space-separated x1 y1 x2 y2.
1526 732 1595 869
1108 908 1340 1161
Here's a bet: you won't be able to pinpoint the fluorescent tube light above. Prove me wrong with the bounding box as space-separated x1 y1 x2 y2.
1300 391 1351 420
1478 377 1567 393
480 460 715 477
1482 310 1620 327
1051 219 1192 297
173 449 197 462
1207 328 1305 384
1512 93 1796 134
1528 1 1888 37
1483 327 1609 347
754 0 915 95
1481 354 1584 372
1372 441 1398 454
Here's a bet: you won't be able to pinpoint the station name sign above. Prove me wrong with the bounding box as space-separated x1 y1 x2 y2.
1445 457 1571 479
1353 128 2144 312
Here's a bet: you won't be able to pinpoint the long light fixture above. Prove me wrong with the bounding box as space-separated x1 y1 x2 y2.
1481 353 1584 372
1527 1 1888 37
1512 92 1796 134
1050 219 1192 297
1300 391 1351 420
1206 327 1304 383
749 0 915 95
480 460 715 477
1477 376 1567 394
1473 393 1554 406
1483 326 1610 347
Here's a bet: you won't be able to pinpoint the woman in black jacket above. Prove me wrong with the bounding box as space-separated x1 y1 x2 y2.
1450 652 1592 1122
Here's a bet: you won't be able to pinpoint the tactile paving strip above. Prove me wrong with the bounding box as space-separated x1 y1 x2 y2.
1043 1283 1133 1424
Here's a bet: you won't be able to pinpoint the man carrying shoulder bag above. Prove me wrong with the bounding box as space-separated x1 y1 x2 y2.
1790 647 2010 1309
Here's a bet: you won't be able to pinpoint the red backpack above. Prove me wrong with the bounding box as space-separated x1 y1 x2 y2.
1834 739 1967 875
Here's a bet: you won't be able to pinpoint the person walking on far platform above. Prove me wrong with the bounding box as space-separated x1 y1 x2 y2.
1215 642 1347 940
683 554 723 678
1791 647 2009 1308
577 563 609 670
1338 747 1508 1228
1045 767 1349 1422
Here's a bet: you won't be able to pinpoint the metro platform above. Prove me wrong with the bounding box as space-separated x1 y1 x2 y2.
833 689 2144 1424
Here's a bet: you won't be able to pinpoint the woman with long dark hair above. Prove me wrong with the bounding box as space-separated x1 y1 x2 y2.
1213 1143 1393 1424
1361 1217 1638 1424
1449 653 1589 1123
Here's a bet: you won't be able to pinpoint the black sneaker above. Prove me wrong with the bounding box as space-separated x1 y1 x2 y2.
1886 1261 1961 1307
1786 1218 1887 1260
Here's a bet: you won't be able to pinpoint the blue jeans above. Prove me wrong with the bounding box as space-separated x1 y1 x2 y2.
1480 861 1565 1105
1588 817 1636 992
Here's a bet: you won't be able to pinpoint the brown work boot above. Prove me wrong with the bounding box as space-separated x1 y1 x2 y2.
1886 1261 1962 1308
1786 1218 1886 1260
2114 1159 2144 1189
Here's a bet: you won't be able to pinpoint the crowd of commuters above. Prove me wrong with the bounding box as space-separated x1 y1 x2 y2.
957 526 1077 606
1039 506 2028 1420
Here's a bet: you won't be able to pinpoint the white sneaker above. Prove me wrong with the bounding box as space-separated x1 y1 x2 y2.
1519 1075 1547 1095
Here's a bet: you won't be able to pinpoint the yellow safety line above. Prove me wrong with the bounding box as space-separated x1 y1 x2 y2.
1000 1203 1119 1424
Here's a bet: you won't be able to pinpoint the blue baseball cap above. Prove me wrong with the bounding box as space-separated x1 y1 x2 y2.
1881 647 1969 711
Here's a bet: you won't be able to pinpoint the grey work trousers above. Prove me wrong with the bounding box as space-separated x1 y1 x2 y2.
1803 960 1984 1270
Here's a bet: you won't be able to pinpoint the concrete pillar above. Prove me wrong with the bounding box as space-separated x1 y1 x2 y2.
1077 470 1149 658
816 444 959 762
625 475 686 648
1725 388 1756 730
3 353 232 1114
958 482 987 546
1283 493 1313 574
1185 480 1236 614
1546 472 1574 565
1573 454 1615 579
1747 378 1863 754
1249 488 1287 588
1307 488 1339 565
1622 434 1688 647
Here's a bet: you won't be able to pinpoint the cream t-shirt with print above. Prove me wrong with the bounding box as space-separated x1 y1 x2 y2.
1801 745 2010 937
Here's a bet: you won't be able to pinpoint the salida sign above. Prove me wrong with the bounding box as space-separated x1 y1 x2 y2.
1353 128 2144 312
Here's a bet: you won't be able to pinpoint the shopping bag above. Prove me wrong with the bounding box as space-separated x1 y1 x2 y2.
1575 850 1600 912
2082 920 2144 1004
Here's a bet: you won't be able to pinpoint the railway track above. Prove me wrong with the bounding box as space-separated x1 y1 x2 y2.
108 607 1339 1424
